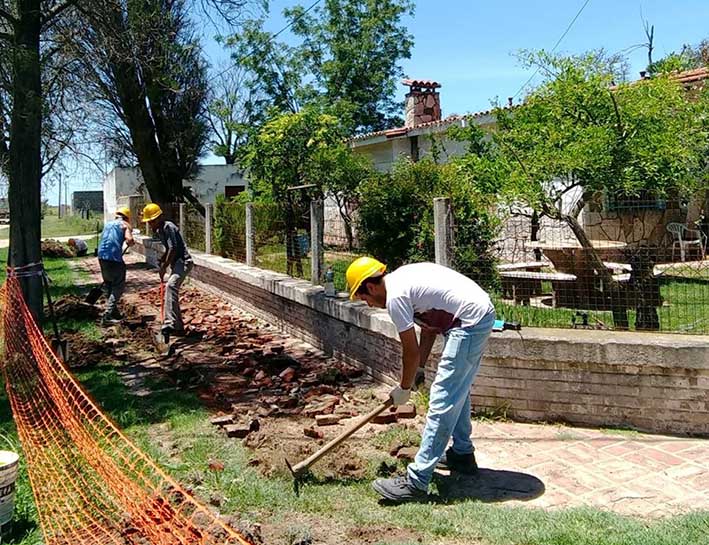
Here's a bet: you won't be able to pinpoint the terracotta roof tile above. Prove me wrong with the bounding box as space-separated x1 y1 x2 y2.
672 66 709 85
350 109 500 142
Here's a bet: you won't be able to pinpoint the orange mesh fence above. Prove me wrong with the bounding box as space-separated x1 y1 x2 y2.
0 277 253 545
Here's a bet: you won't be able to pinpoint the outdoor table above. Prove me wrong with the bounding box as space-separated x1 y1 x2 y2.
526 240 628 309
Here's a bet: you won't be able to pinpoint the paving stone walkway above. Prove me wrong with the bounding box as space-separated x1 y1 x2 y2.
78 253 709 519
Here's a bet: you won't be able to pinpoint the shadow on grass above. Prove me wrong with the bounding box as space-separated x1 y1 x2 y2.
76 365 204 429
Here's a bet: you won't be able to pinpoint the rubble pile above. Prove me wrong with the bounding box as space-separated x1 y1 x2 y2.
42 239 76 258
130 286 422 443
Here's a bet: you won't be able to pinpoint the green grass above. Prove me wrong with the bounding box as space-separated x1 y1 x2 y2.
0 246 100 545
73 369 709 545
1 250 708 544
0 213 103 241
492 274 709 334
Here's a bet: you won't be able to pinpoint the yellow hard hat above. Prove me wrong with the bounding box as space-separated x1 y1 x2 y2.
141 203 163 223
116 207 131 221
346 256 386 300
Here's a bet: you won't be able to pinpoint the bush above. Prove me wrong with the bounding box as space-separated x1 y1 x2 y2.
356 158 499 288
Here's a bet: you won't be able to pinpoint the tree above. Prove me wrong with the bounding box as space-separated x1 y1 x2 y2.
207 62 266 165
72 0 210 211
305 143 373 250
648 38 709 76
243 107 346 275
225 0 414 133
492 51 708 329
0 0 81 320
285 0 414 133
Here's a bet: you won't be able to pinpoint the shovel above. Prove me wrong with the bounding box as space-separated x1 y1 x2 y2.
42 273 69 362
285 398 393 495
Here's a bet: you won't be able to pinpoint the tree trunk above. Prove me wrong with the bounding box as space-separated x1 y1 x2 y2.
8 0 44 321
530 210 542 261
560 196 628 330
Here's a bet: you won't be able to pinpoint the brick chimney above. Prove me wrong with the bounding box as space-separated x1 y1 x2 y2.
403 79 442 128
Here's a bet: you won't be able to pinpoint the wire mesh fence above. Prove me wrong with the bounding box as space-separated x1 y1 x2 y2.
323 197 367 292
452 197 709 334
183 203 206 252
213 199 247 262
184 193 709 334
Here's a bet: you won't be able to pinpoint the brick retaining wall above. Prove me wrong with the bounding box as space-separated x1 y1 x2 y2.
136 238 709 436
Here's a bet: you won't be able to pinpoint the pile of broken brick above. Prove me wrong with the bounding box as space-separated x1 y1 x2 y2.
133 286 421 444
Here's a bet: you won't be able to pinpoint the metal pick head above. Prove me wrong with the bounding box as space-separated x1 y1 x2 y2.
284 458 301 497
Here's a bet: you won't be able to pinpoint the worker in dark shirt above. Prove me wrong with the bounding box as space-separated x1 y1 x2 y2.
141 203 193 342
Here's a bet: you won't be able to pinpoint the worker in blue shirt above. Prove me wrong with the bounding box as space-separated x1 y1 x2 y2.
97 207 135 325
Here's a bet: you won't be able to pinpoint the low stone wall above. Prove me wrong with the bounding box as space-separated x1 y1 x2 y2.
136 237 709 436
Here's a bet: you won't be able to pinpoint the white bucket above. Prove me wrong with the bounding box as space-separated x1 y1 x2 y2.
0 451 19 527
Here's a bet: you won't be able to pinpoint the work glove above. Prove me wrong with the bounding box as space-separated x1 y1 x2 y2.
389 386 411 406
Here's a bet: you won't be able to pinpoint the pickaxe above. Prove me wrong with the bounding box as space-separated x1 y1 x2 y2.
285 398 393 495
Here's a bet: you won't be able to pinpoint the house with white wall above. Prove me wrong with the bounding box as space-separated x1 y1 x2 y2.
344 71 708 260
103 164 247 223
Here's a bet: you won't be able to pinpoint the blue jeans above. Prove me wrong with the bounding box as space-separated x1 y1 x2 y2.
407 310 495 491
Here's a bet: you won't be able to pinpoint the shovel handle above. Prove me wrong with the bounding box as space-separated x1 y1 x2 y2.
291 398 394 475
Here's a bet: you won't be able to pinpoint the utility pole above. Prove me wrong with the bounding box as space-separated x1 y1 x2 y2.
65 180 68 216
57 174 62 218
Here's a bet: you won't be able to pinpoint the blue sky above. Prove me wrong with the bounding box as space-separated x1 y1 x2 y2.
57 0 709 202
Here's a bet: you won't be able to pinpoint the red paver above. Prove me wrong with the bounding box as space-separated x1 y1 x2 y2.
75 253 709 518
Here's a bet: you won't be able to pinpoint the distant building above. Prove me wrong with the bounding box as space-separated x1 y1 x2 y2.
102 165 247 223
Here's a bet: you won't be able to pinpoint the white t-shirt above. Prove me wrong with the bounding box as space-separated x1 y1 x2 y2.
385 262 493 333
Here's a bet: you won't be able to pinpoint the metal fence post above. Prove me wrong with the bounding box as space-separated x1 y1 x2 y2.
310 199 324 284
205 203 213 254
245 202 255 266
434 197 453 268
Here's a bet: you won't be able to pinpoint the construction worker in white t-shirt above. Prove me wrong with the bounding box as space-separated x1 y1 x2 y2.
346 256 495 503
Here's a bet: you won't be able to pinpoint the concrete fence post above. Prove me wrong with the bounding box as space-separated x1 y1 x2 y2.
434 197 453 268
245 203 255 266
179 203 186 239
310 199 324 284
205 203 213 255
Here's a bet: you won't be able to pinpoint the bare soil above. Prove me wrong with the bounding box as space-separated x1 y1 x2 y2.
75 273 430 545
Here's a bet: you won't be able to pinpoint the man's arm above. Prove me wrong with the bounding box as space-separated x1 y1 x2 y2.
398 327 420 389
418 327 438 368
123 222 135 247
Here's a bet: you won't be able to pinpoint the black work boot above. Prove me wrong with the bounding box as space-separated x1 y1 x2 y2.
436 447 478 475
372 475 428 503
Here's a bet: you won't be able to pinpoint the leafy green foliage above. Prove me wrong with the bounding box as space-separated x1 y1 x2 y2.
648 39 708 76
494 51 708 218
285 0 414 132
243 107 344 201
357 157 499 286
224 0 414 133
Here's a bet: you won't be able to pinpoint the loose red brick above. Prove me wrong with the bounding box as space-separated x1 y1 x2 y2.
396 404 417 419
315 414 341 426
372 408 398 425
304 427 324 439
224 425 251 438
395 446 418 460
279 366 297 382
210 415 234 427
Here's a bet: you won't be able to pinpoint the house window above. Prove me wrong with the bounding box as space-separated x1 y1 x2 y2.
225 186 244 199
605 190 667 212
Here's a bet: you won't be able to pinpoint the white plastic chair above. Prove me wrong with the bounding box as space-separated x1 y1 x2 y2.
666 222 707 262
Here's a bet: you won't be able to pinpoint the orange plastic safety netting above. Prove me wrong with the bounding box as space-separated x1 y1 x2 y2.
0 276 253 545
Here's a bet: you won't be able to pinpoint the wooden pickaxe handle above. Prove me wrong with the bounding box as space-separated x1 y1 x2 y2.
289 398 394 476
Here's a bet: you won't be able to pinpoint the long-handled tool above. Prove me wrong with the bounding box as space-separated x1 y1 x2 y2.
285 398 393 495
42 272 69 362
